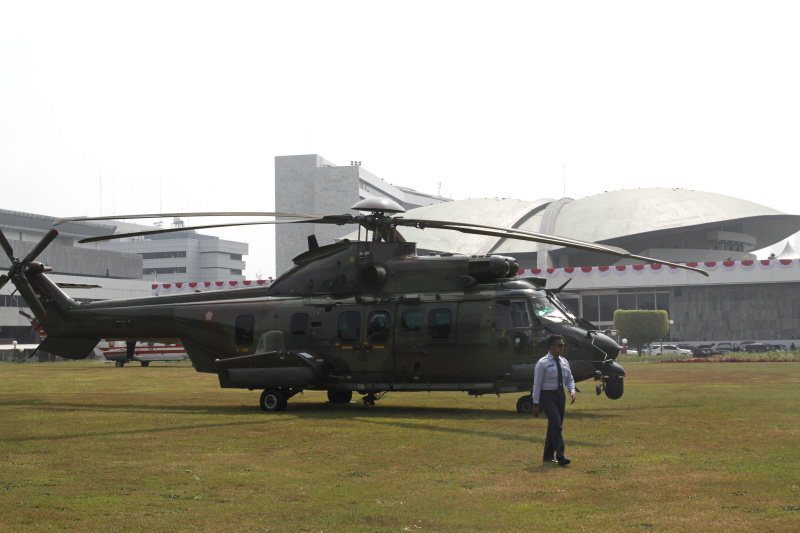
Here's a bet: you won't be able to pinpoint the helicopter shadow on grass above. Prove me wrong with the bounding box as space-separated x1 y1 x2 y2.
286 399 620 421
0 398 281 444
1 396 619 446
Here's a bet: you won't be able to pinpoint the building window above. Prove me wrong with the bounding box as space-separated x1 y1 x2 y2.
143 267 187 275
230 269 242 275
140 251 186 259
230 253 242 261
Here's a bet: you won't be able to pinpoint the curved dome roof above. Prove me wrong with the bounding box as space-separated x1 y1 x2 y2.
553 188 786 243
360 189 800 264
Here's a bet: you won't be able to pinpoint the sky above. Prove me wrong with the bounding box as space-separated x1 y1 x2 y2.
2 1 799 278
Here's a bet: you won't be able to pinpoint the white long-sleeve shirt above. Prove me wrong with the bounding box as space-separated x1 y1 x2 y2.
532 352 576 404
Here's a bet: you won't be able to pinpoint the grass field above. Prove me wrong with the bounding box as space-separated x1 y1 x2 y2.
1 361 798 532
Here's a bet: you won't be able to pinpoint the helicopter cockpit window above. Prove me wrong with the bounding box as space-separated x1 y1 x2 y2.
367 311 390 343
338 311 361 343
494 300 531 328
428 308 452 341
235 315 255 347
290 313 309 335
530 297 570 324
401 309 422 331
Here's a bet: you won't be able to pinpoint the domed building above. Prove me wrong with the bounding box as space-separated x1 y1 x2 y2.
380 189 800 270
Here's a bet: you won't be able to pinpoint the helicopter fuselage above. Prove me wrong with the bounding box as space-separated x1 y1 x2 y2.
55 277 624 403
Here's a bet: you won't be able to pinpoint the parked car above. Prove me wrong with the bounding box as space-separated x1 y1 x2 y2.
743 342 770 353
697 344 716 357
677 344 703 357
715 342 739 354
650 344 693 356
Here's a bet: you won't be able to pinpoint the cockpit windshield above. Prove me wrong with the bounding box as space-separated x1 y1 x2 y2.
530 296 572 324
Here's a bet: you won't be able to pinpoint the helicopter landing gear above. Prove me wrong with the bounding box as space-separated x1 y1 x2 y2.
141 361 149 367
260 389 287 412
516 395 534 414
362 393 377 406
259 388 303 412
361 392 386 406
327 390 353 404
115 361 125 367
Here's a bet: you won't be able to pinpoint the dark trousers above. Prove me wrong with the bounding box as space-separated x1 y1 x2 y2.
540 389 566 460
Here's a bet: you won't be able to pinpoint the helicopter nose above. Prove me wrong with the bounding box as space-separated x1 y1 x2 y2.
592 332 620 360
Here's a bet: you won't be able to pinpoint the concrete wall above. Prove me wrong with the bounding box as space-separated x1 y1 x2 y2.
671 283 800 341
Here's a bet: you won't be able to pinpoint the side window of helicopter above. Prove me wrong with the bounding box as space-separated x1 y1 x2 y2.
290 313 309 336
494 300 530 328
428 308 452 341
401 309 422 332
511 301 531 327
235 315 255 347
338 311 361 343
494 300 512 329
367 311 390 343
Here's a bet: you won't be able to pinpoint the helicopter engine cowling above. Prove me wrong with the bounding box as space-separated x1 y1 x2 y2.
360 265 387 287
467 255 519 281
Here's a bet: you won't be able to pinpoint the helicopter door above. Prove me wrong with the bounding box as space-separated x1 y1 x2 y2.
421 303 459 382
394 306 425 383
332 309 362 376
491 299 535 358
362 307 393 380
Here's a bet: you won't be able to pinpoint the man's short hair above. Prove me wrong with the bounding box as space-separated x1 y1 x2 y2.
548 334 564 346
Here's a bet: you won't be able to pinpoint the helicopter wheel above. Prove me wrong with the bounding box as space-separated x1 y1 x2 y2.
260 389 288 412
516 395 534 414
327 390 353 404
115 361 124 367
362 393 377 406
141 361 149 367
604 376 624 400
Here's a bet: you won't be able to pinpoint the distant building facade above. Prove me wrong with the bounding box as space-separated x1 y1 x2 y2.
274 155 450 274
0 208 247 345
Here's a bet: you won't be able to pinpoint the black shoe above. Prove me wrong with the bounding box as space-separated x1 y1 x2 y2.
557 457 571 466
543 458 557 464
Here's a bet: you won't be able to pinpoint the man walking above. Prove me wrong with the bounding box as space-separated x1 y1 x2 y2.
532 334 576 466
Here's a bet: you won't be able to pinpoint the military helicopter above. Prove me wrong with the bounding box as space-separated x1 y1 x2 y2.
0 198 707 413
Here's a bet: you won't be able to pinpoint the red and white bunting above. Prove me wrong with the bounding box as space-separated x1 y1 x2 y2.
516 258 799 280
152 279 272 295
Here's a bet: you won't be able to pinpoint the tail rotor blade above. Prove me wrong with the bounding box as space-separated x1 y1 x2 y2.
16 280 47 320
24 229 59 264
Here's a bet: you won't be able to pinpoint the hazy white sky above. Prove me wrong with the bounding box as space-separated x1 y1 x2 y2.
2 1 799 277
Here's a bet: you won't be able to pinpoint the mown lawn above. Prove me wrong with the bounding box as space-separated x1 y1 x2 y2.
1 361 798 532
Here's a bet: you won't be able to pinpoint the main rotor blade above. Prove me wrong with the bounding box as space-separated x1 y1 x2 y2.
23 229 59 263
392 217 632 255
77 216 355 243
423 222 709 276
0 229 14 260
53 211 323 226
0 274 9 291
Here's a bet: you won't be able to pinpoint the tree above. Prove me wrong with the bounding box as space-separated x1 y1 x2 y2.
613 310 670 356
